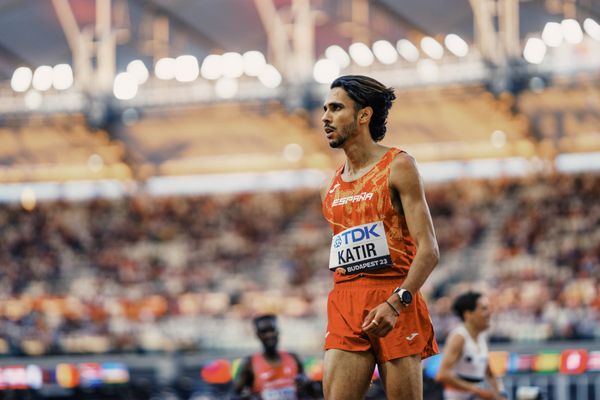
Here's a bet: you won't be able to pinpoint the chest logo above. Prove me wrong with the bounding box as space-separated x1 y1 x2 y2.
331 192 373 207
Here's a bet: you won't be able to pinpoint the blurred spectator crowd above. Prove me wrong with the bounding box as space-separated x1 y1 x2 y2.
0 172 598 356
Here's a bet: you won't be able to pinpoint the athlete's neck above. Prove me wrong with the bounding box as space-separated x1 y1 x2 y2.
263 348 280 361
464 321 482 341
343 142 388 175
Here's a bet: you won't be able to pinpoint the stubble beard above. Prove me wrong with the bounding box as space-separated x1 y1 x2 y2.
329 117 358 149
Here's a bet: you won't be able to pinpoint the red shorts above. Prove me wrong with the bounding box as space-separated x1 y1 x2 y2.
324 276 438 363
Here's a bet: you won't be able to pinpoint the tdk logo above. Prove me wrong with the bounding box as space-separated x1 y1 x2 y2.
333 236 343 248
335 223 380 247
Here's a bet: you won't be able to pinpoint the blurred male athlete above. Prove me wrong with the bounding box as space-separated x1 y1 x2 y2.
321 75 440 399
436 291 506 400
232 314 313 400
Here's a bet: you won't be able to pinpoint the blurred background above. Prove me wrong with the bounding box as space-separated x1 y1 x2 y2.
0 0 599 399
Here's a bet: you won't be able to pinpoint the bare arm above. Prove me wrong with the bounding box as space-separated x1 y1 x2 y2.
388 153 439 295
435 335 504 400
291 352 318 398
231 357 254 398
435 334 472 391
319 170 336 202
290 352 305 375
485 363 507 398
362 153 439 336
435 334 498 399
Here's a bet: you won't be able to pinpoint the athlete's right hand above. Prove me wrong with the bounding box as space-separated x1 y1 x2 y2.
361 302 398 337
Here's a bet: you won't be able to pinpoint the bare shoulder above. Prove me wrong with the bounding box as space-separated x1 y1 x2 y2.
391 151 417 170
389 152 421 189
289 352 304 368
319 169 337 201
446 330 466 348
238 355 253 373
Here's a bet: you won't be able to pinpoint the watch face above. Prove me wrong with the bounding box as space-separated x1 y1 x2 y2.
394 288 412 304
401 290 412 304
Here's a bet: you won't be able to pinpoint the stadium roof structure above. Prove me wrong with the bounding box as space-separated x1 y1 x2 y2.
0 0 599 193
0 0 599 99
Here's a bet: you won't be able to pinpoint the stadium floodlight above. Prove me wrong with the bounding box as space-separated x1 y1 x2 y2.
127 60 149 84
372 40 398 64
52 64 73 90
396 39 420 62
11 67 32 92
200 54 223 80
561 19 583 44
541 22 563 47
529 76 546 93
523 38 547 64
283 143 303 162
32 65 53 91
243 51 267 76
444 34 469 57
24 90 42 109
88 154 104 173
583 18 600 41
154 57 176 80
214 77 238 99
113 72 138 100
121 108 139 125
20 187 36 212
258 64 282 88
175 55 199 82
349 42 374 66
416 59 439 82
221 52 244 78
420 37 444 60
491 130 507 148
313 58 340 84
325 45 351 68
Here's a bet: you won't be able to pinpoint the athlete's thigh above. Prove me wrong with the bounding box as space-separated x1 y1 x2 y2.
379 353 423 400
323 349 376 400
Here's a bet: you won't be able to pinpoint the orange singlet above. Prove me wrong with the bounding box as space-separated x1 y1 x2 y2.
251 351 299 400
322 147 438 362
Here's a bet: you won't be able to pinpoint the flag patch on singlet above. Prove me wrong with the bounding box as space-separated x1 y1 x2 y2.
329 221 392 273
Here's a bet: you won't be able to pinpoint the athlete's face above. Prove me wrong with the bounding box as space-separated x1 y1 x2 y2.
256 319 279 351
322 87 360 148
468 296 491 331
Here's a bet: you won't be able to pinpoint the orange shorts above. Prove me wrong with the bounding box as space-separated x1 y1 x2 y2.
324 276 438 363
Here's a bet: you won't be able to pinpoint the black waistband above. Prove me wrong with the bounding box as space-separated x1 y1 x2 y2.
457 374 484 383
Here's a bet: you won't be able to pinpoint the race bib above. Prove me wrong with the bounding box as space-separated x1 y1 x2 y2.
261 387 296 400
329 221 392 274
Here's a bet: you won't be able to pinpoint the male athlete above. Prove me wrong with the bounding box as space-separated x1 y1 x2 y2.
321 75 440 399
231 314 313 400
436 292 506 399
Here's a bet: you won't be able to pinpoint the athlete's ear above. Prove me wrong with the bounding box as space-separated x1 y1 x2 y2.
359 107 373 123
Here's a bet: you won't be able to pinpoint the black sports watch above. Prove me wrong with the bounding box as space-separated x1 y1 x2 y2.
393 288 413 306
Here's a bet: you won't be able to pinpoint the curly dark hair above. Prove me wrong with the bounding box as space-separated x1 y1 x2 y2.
452 291 482 321
330 75 396 142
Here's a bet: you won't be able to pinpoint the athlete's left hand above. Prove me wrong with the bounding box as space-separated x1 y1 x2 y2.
361 302 398 337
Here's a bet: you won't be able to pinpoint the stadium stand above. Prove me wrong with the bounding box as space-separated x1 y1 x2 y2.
0 113 130 182
0 0 599 397
124 102 333 176
1 172 598 358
